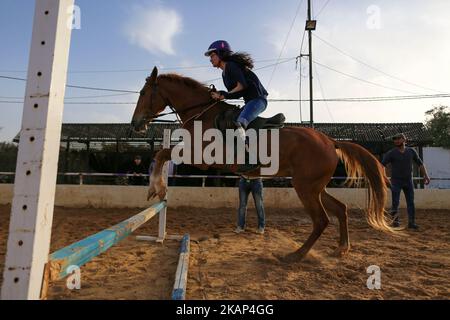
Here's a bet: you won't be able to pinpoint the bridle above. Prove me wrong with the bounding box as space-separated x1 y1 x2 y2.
138 80 177 123
140 79 220 127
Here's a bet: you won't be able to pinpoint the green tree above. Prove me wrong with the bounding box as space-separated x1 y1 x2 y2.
0 141 19 171
425 106 450 149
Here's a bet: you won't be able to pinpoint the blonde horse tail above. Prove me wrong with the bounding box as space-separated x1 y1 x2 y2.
335 141 395 233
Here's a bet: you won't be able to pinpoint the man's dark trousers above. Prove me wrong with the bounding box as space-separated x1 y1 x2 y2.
390 178 416 225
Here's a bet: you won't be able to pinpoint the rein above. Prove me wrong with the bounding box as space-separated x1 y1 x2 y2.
144 82 221 126
182 101 220 127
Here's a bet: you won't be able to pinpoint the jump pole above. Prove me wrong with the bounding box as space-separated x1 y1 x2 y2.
46 202 166 282
1 0 74 300
158 129 171 242
171 234 191 300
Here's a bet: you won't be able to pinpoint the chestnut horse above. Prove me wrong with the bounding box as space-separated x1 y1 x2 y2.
131 67 393 260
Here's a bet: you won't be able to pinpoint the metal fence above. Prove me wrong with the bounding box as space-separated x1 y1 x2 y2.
0 172 444 188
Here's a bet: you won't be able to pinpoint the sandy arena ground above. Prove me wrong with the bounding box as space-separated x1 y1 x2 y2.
0 204 449 300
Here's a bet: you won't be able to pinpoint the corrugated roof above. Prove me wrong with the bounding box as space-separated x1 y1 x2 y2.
13 122 432 144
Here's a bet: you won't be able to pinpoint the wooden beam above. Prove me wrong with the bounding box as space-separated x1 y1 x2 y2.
47 201 166 281
172 234 190 300
1 0 74 300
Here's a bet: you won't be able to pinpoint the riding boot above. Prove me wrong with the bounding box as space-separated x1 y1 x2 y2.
232 121 259 173
235 122 249 152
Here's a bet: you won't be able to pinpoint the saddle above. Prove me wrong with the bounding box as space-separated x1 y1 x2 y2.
214 105 286 132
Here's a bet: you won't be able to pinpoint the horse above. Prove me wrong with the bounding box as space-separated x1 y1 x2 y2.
131 67 394 261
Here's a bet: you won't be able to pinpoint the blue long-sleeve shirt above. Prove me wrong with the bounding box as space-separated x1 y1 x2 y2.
381 147 423 180
221 62 268 103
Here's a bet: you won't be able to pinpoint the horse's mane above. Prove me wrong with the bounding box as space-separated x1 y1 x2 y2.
158 73 209 93
157 73 239 110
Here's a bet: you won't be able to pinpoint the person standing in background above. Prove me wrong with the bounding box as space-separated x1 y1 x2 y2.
128 155 146 186
235 175 266 234
382 133 430 229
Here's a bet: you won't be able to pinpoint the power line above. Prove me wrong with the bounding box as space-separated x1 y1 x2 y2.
0 75 26 81
313 60 418 95
267 0 305 89
314 0 332 18
64 92 137 99
67 84 138 93
0 93 137 100
0 101 137 105
298 30 307 122
0 57 299 74
1 93 450 105
0 96 23 99
314 33 445 94
1 58 298 94
314 66 335 122
0 75 140 94
2 58 448 99
204 57 298 83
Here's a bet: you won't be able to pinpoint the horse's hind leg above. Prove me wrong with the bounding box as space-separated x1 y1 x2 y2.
285 180 330 261
321 190 350 256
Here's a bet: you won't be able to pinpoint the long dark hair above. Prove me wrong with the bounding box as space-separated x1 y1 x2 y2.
219 51 254 70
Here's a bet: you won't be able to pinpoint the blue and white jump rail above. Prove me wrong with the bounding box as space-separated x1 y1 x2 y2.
172 234 191 300
46 202 167 282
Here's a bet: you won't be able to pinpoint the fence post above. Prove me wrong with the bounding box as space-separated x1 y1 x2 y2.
157 129 171 243
1 0 74 300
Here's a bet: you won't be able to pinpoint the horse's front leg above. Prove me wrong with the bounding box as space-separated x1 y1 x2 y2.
147 148 172 201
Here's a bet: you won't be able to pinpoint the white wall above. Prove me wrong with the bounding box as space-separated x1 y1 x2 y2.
1 185 450 210
424 147 450 189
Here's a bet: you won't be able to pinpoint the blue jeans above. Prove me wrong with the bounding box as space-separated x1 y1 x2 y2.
390 179 416 224
237 97 268 128
238 178 265 229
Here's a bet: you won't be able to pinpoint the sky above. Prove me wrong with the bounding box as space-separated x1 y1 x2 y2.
1 0 449 141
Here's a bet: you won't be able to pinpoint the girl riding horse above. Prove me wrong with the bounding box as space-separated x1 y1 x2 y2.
205 40 268 149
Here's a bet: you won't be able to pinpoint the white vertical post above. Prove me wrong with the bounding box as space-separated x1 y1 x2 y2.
157 129 171 242
1 0 74 300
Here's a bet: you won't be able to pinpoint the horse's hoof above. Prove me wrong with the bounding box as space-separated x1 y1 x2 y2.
147 188 157 201
157 188 168 201
274 251 305 263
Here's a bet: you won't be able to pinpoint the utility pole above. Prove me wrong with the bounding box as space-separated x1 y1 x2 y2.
305 0 317 128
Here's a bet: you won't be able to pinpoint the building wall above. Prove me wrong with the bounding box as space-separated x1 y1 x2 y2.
424 147 450 189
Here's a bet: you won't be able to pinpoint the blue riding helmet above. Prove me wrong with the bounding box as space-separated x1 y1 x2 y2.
204 40 232 56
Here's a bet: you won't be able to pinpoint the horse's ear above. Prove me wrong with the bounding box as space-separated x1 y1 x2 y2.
149 66 158 84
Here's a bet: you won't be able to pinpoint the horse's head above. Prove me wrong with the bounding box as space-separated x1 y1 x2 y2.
131 67 167 132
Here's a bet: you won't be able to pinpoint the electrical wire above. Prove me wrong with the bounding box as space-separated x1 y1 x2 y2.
314 66 335 122
314 33 445 94
1 93 450 105
313 60 418 95
267 0 305 90
315 0 332 18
